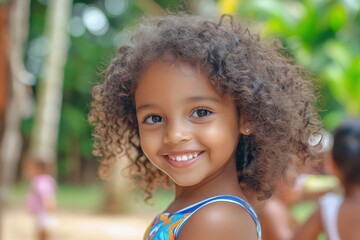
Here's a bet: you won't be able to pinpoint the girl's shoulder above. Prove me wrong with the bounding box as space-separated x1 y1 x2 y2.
144 195 261 240
176 195 261 240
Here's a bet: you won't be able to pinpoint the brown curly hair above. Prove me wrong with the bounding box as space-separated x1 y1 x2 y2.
89 14 321 200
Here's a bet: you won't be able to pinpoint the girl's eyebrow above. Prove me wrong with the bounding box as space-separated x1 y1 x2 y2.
184 96 222 104
136 103 156 112
136 96 221 112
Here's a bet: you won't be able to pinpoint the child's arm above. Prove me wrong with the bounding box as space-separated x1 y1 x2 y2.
177 202 258 240
292 205 322 240
259 200 294 240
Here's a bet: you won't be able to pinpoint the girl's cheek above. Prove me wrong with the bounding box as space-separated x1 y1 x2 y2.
140 133 155 153
202 124 221 139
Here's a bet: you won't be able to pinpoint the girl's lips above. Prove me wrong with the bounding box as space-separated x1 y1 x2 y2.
163 151 204 168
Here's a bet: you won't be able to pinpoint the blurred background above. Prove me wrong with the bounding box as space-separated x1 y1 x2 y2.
0 0 359 239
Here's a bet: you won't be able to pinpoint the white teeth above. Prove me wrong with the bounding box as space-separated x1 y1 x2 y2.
168 153 200 161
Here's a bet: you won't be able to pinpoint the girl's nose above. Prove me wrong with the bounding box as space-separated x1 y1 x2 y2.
163 121 191 144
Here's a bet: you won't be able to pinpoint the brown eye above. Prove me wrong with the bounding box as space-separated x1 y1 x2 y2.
144 115 163 124
191 108 212 118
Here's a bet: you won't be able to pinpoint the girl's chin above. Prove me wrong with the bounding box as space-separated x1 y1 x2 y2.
168 174 204 187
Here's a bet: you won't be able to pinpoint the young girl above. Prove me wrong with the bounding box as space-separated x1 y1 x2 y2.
24 154 57 240
89 14 320 240
293 118 360 240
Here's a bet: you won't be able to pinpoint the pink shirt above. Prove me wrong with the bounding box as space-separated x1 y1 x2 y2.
26 174 56 214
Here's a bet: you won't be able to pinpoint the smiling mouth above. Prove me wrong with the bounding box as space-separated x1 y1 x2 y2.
165 152 202 162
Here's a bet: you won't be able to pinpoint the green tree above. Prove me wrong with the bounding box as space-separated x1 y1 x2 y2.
233 0 360 130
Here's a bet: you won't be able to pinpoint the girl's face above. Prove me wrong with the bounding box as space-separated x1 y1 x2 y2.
135 60 245 187
23 160 41 180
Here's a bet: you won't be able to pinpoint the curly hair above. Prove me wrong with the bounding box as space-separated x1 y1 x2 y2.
89 14 321 200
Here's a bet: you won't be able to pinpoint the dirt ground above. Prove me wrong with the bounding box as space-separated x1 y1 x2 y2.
2 207 153 240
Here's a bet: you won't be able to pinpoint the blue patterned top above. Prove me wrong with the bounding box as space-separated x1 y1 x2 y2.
143 195 262 240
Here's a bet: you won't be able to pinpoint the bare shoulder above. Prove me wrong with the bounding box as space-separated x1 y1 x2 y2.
338 201 360 238
178 201 258 240
258 200 293 240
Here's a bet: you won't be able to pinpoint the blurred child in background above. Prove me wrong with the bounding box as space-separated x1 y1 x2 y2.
258 134 339 240
293 117 360 240
258 157 306 240
23 154 57 240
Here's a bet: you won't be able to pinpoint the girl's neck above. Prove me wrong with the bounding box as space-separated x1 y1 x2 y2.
171 158 246 210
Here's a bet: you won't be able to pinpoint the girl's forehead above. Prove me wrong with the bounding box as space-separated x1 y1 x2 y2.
134 60 228 106
137 59 207 88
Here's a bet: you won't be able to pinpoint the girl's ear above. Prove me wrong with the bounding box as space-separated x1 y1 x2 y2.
239 115 252 136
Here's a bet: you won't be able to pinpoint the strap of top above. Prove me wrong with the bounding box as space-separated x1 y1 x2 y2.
173 195 262 239
319 192 343 240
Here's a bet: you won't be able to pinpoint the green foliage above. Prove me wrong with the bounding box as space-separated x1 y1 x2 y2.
155 0 185 11
236 0 360 130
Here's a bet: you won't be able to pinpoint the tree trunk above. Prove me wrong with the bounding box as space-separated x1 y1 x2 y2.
0 1 31 239
0 3 10 239
30 0 72 174
0 3 8 127
0 0 31 200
